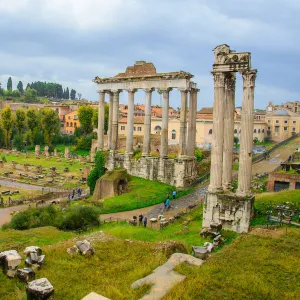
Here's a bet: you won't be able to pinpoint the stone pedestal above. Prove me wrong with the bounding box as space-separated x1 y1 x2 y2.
35 145 40 157
64 147 70 159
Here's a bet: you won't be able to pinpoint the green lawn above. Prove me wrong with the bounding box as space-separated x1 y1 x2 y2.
86 176 193 214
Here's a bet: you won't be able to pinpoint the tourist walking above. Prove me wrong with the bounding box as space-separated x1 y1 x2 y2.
172 190 177 199
143 217 148 227
139 214 144 226
166 198 171 210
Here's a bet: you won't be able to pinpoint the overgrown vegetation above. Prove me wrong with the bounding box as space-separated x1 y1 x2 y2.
87 151 106 194
5 205 101 231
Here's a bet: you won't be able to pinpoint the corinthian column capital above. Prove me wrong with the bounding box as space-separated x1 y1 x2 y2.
126 89 137 93
211 72 226 88
143 88 155 93
158 88 172 94
241 69 257 88
225 73 236 91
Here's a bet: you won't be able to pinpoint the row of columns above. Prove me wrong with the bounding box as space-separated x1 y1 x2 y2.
208 70 257 196
97 88 199 159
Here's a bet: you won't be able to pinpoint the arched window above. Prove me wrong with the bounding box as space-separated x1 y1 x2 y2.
154 125 162 133
209 129 213 135
254 129 257 133
171 129 176 140
74 122 77 127
66 122 69 127
258 129 261 133
70 122 73 127
262 129 264 133
234 129 237 134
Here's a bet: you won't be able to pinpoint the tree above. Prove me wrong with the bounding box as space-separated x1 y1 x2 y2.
26 83 31 90
40 108 60 146
70 89 76 100
92 104 109 133
12 134 23 151
253 137 259 144
24 87 38 103
17 81 24 94
87 151 106 194
77 93 82 100
1 106 13 147
78 105 94 134
7 77 12 91
15 109 26 134
65 87 70 100
234 136 239 148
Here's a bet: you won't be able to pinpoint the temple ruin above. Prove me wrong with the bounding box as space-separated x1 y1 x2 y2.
202 44 257 233
93 61 199 187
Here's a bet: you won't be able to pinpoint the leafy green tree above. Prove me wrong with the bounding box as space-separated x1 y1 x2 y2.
17 81 24 94
78 105 94 134
1 106 14 147
92 104 109 133
87 151 106 194
26 83 31 90
15 109 27 134
12 134 23 151
7 77 12 90
234 136 239 148
24 87 38 103
40 108 60 146
70 89 76 100
12 90 21 97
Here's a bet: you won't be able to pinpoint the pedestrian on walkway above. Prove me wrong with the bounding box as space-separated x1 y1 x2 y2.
166 198 171 210
172 190 177 199
143 217 148 227
163 199 167 209
139 214 144 226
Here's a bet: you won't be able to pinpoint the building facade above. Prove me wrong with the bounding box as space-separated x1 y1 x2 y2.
64 111 80 134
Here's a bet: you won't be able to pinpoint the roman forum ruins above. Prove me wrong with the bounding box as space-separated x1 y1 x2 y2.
93 61 199 187
203 44 257 233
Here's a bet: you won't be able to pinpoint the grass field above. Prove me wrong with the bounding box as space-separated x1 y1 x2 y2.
85 176 193 214
0 186 41 204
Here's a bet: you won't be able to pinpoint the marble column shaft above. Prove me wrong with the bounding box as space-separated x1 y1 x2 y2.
237 70 257 196
187 89 198 157
126 89 136 154
143 88 154 156
111 90 121 151
107 92 113 149
208 72 226 193
97 91 105 150
178 89 188 156
222 73 236 190
160 89 171 158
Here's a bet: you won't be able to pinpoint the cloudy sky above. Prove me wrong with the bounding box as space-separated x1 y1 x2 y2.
0 0 300 109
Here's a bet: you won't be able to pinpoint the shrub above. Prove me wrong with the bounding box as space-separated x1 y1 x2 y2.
87 151 106 194
195 148 203 162
264 136 270 143
59 206 100 231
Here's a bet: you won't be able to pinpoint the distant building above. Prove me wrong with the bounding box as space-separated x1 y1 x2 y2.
64 111 80 135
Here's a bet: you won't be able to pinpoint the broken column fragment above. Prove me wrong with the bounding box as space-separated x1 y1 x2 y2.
0 250 22 278
17 268 35 282
26 278 54 300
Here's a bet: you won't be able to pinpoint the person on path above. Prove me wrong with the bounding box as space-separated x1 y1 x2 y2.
143 217 148 227
139 214 144 226
172 190 177 199
163 199 167 209
166 198 171 210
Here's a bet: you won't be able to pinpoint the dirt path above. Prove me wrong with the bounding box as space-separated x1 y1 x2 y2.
0 179 63 192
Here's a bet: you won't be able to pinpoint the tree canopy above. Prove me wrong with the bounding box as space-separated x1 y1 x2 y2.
78 105 94 134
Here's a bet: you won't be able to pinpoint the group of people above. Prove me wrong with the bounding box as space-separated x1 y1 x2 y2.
68 188 82 201
132 214 148 227
163 190 177 211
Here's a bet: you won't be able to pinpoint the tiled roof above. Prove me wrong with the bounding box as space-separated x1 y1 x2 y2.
198 107 213 114
119 116 145 124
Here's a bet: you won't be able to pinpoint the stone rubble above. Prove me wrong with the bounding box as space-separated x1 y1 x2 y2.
26 278 54 300
67 240 95 257
0 250 22 278
17 267 35 282
24 246 45 270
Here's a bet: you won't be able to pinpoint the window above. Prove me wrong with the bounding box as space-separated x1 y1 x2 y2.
68 116 71 120
138 127 142 132
121 126 125 131
293 128 296 132
276 120 279 124
70 122 73 127
74 115 78 120
70 131 73 134
284 120 288 124
208 129 213 134
234 129 237 134
133 127 136 131
66 122 69 127
74 122 77 127
293 120 296 124
258 129 261 133
172 129 176 140
284 127 288 131
275 126 279 133
262 129 265 133
268 120 271 123
268 127 270 130
254 129 257 133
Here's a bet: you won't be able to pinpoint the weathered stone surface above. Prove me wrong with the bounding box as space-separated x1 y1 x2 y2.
131 253 204 300
154 241 188 257
67 245 79 256
26 278 54 300
81 292 110 300
0 250 22 274
30 252 39 264
204 242 214 253
76 240 95 257
17 268 35 282
192 246 209 260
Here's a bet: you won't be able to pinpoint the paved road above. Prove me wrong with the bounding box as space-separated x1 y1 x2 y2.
0 179 62 192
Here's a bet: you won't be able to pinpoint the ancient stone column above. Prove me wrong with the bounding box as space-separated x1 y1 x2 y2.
142 88 154 156
178 89 188 156
126 89 137 154
208 72 226 193
97 91 105 150
107 92 113 149
160 89 172 158
222 73 236 190
187 89 198 157
111 90 121 151
237 70 257 197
